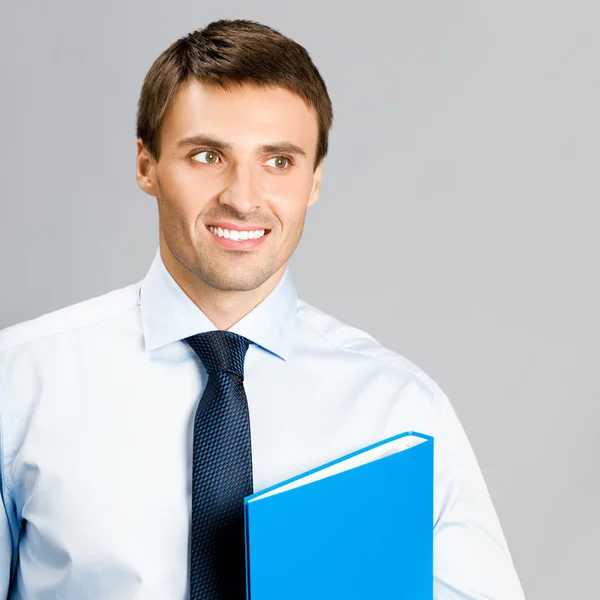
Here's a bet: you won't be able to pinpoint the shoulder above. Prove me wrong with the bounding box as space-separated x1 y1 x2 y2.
296 298 445 406
0 281 142 354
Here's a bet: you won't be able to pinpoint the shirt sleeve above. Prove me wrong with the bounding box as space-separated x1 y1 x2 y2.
429 388 527 599
0 484 13 597
0 376 18 598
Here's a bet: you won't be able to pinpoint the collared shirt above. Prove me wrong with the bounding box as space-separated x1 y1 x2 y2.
0 247 526 599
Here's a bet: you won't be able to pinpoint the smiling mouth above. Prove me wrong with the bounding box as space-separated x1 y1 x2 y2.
206 225 271 241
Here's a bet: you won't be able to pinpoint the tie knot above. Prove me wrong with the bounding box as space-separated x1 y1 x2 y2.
185 330 251 379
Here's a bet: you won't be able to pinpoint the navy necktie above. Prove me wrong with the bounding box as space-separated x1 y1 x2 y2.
185 330 254 599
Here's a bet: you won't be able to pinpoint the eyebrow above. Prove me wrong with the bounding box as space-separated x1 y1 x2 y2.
175 134 308 158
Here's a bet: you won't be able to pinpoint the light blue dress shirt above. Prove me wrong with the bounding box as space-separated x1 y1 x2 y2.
0 247 526 599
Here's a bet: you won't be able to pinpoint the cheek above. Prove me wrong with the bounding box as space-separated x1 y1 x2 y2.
265 171 313 206
160 166 215 211
269 192 311 231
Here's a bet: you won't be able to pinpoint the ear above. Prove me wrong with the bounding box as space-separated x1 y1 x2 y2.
135 139 158 197
307 159 324 208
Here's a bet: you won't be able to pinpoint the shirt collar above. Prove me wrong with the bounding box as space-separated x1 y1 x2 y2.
139 247 298 360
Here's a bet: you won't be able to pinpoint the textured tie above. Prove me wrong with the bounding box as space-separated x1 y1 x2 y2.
185 330 254 599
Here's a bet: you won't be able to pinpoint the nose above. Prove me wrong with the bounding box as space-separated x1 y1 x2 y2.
218 162 262 213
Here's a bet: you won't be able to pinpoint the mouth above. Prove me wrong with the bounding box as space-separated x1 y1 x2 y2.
205 224 271 250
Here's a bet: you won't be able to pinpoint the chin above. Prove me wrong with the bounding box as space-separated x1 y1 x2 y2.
204 268 272 292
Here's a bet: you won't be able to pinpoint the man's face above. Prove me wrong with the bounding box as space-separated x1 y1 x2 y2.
137 79 323 293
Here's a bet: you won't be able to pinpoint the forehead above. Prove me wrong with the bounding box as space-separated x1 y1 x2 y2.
160 79 319 153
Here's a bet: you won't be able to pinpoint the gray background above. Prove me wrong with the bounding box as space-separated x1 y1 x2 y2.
0 1 597 598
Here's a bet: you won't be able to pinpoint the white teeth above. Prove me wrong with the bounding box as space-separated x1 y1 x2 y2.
208 226 266 241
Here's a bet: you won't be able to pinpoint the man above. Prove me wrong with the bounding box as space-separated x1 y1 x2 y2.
0 18 526 599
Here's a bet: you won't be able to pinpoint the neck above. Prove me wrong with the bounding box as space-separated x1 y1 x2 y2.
159 238 286 331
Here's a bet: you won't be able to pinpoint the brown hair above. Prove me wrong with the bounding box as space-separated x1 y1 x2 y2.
136 19 334 171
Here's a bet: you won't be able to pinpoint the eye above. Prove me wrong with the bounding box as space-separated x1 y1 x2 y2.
265 156 292 169
191 150 221 164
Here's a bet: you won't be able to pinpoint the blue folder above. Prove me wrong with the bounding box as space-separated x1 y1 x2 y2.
244 431 434 599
